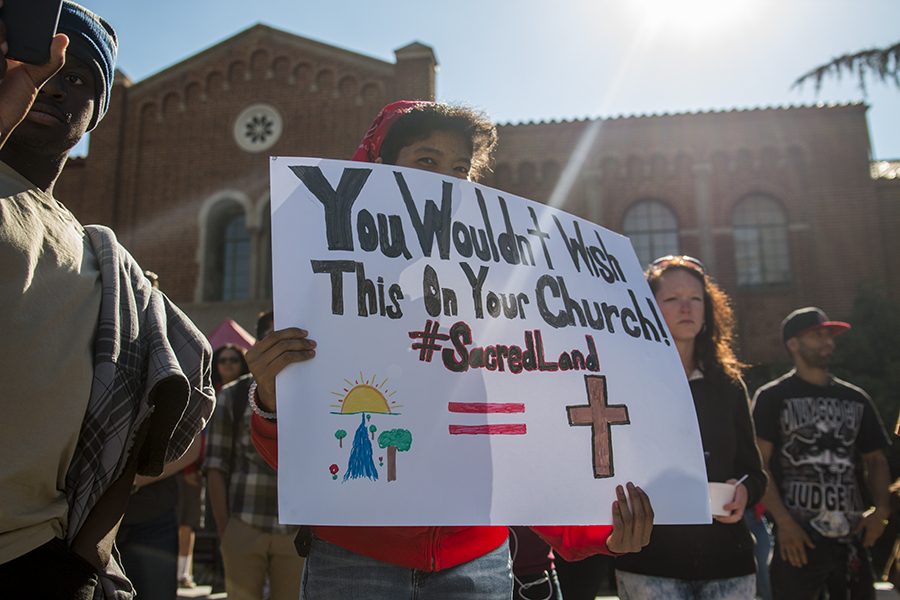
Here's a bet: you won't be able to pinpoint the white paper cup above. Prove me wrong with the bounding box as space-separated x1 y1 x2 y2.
708 482 737 517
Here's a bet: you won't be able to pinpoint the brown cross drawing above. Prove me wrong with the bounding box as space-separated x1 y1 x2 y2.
566 375 630 478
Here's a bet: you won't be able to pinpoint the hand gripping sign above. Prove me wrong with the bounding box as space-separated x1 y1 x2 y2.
270 158 710 526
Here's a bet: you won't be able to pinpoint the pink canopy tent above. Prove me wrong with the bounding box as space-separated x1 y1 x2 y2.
207 319 256 352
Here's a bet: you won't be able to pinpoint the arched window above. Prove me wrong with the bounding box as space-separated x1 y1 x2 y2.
733 194 790 286
222 214 251 300
622 200 679 268
517 162 537 189
203 200 251 301
541 161 561 187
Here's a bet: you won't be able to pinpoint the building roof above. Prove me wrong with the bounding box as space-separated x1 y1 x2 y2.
128 23 406 95
497 101 867 128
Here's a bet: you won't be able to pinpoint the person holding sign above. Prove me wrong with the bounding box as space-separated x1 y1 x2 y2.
615 256 766 599
249 101 655 599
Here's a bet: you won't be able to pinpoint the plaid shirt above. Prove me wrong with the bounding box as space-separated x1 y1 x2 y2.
68 227 215 524
204 375 295 535
68 225 215 598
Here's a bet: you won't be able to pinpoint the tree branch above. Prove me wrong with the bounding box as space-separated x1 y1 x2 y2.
792 42 900 96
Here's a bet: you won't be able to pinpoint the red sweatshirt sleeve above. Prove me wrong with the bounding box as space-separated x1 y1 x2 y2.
251 412 279 469
530 525 615 561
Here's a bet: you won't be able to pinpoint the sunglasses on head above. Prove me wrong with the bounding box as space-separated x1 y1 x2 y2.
649 254 706 275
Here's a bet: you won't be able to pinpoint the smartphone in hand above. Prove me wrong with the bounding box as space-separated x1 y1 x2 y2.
0 0 65 65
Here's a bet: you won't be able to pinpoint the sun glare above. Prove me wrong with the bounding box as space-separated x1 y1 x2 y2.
632 0 753 36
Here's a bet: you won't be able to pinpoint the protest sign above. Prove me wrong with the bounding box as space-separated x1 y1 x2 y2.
270 157 710 526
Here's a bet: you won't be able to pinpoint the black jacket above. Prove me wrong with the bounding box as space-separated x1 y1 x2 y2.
616 370 767 580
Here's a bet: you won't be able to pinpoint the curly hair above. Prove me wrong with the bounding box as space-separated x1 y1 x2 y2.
647 264 746 383
378 103 497 181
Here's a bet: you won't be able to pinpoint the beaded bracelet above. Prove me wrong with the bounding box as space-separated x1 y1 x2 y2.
248 381 277 420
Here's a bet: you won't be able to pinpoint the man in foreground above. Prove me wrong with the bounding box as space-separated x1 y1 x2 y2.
0 3 214 597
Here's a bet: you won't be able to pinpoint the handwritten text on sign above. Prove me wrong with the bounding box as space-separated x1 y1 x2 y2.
271 158 710 526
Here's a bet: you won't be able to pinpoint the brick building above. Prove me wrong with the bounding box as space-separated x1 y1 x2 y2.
55 24 900 365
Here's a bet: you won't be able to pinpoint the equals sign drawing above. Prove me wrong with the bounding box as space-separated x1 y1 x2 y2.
447 402 527 435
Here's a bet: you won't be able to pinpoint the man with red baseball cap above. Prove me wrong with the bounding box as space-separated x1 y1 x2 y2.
752 307 891 600
779 307 851 343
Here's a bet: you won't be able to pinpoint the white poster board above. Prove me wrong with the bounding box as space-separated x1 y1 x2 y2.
270 157 710 526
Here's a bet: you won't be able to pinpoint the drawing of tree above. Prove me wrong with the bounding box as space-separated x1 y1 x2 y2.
369 424 377 440
344 414 378 482
377 429 413 482
335 429 347 448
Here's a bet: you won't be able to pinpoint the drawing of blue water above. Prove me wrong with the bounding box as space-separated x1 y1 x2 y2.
344 414 378 482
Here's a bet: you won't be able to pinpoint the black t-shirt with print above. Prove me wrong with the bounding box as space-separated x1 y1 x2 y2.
753 371 890 541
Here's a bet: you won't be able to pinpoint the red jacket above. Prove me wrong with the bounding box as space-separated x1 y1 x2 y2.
251 413 614 571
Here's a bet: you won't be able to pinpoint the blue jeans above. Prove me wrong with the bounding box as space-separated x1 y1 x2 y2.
616 570 756 600
744 508 772 600
301 536 512 600
117 509 179 600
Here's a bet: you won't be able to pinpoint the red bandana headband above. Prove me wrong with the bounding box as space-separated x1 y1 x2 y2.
351 100 433 163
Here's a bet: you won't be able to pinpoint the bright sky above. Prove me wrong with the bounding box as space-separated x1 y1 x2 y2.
75 0 899 158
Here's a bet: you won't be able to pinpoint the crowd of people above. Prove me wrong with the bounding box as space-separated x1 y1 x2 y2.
1 2 897 600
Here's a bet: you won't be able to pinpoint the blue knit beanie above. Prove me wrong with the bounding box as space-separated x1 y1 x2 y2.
57 1 118 131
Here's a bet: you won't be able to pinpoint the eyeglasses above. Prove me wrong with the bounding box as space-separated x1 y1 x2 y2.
217 356 241 365
648 255 706 275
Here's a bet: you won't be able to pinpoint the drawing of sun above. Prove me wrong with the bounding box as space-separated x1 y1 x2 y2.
330 373 401 414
